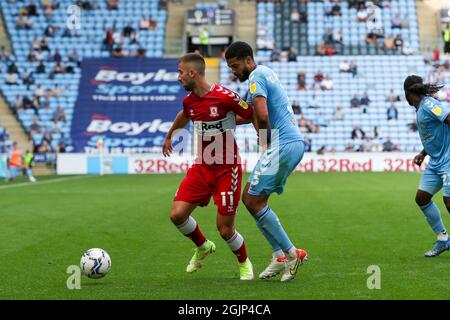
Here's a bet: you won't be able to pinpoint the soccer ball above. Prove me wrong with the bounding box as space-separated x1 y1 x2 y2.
80 248 111 279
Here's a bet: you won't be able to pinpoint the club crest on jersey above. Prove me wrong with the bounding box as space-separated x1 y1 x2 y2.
249 82 257 94
209 106 219 117
239 100 249 109
432 106 442 116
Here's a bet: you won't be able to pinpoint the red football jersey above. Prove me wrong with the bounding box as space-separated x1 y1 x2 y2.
182 84 253 165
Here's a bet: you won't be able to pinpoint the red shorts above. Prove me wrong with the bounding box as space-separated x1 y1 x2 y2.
174 164 242 215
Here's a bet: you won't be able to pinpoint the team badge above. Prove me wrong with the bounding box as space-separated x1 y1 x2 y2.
239 100 249 109
209 106 219 117
249 82 257 94
432 106 442 116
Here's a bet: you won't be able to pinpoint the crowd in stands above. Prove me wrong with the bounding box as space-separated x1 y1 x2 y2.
0 125 13 154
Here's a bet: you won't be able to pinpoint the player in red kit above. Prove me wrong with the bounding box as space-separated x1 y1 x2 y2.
162 53 254 280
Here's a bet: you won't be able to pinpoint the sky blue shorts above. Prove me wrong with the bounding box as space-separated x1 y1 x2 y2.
248 140 305 196
419 167 450 197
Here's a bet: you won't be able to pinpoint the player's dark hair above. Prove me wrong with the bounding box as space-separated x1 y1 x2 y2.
225 41 254 61
179 53 205 76
404 75 444 96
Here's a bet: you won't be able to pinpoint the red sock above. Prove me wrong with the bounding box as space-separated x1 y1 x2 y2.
233 242 248 263
176 217 206 247
226 232 248 263
186 225 207 247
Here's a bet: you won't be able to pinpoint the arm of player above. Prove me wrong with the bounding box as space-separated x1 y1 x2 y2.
162 110 190 157
445 114 450 126
253 96 271 147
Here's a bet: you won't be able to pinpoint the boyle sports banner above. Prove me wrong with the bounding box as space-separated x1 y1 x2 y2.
71 58 183 153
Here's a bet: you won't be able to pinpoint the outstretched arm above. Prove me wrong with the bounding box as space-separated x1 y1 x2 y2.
162 111 190 157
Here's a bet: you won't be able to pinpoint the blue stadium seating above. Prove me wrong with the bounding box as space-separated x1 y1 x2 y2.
0 0 167 151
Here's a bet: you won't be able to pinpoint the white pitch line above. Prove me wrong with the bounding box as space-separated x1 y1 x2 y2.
0 175 95 190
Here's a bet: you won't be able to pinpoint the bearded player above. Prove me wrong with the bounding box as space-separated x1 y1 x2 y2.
162 53 254 280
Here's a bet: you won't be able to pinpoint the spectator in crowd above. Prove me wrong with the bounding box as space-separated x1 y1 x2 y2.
356 3 368 22
137 47 146 58
22 95 33 110
270 47 281 62
11 95 22 114
104 28 114 51
351 124 365 140
287 47 297 62
44 24 58 37
32 36 40 51
316 41 327 56
345 143 355 152
291 100 302 115
382 138 399 152
68 49 81 67
27 0 39 16
52 84 61 97
339 60 350 73
313 70 324 90
443 24 450 54
297 72 307 90
6 72 18 85
360 92 371 113
32 95 41 115
331 1 342 16
383 34 396 52
107 0 119 10
387 103 398 121
393 34 404 51
149 16 157 30
52 49 62 63
291 7 300 22
34 84 43 98
36 48 44 62
350 94 360 109
40 37 50 51
386 89 400 102
29 116 43 137
139 15 149 30
321 75 333 90
365 31 379 45
299 115 319 134
7 61 18 74
349 61 358 77
323 28 335 45
44 3 53 18
17 14 33 30
332 105 344 120
122 23 135 38
53 106 67 123
334 29 343 45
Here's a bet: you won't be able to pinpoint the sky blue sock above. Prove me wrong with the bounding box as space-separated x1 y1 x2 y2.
253 206 294 252
420 202 446 234
253 206 281 252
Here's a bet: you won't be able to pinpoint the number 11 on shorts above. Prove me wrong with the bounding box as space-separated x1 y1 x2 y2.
221 191 234 206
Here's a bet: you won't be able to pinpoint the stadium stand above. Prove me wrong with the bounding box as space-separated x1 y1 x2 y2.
0 0 447 156
256 0 419 58
0 0 167 153
223 0 437 154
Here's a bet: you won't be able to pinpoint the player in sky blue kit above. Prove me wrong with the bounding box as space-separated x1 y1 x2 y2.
404 75 450 257
225 41 308 282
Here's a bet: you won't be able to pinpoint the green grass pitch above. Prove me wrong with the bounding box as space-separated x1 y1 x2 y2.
1 172 449 300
